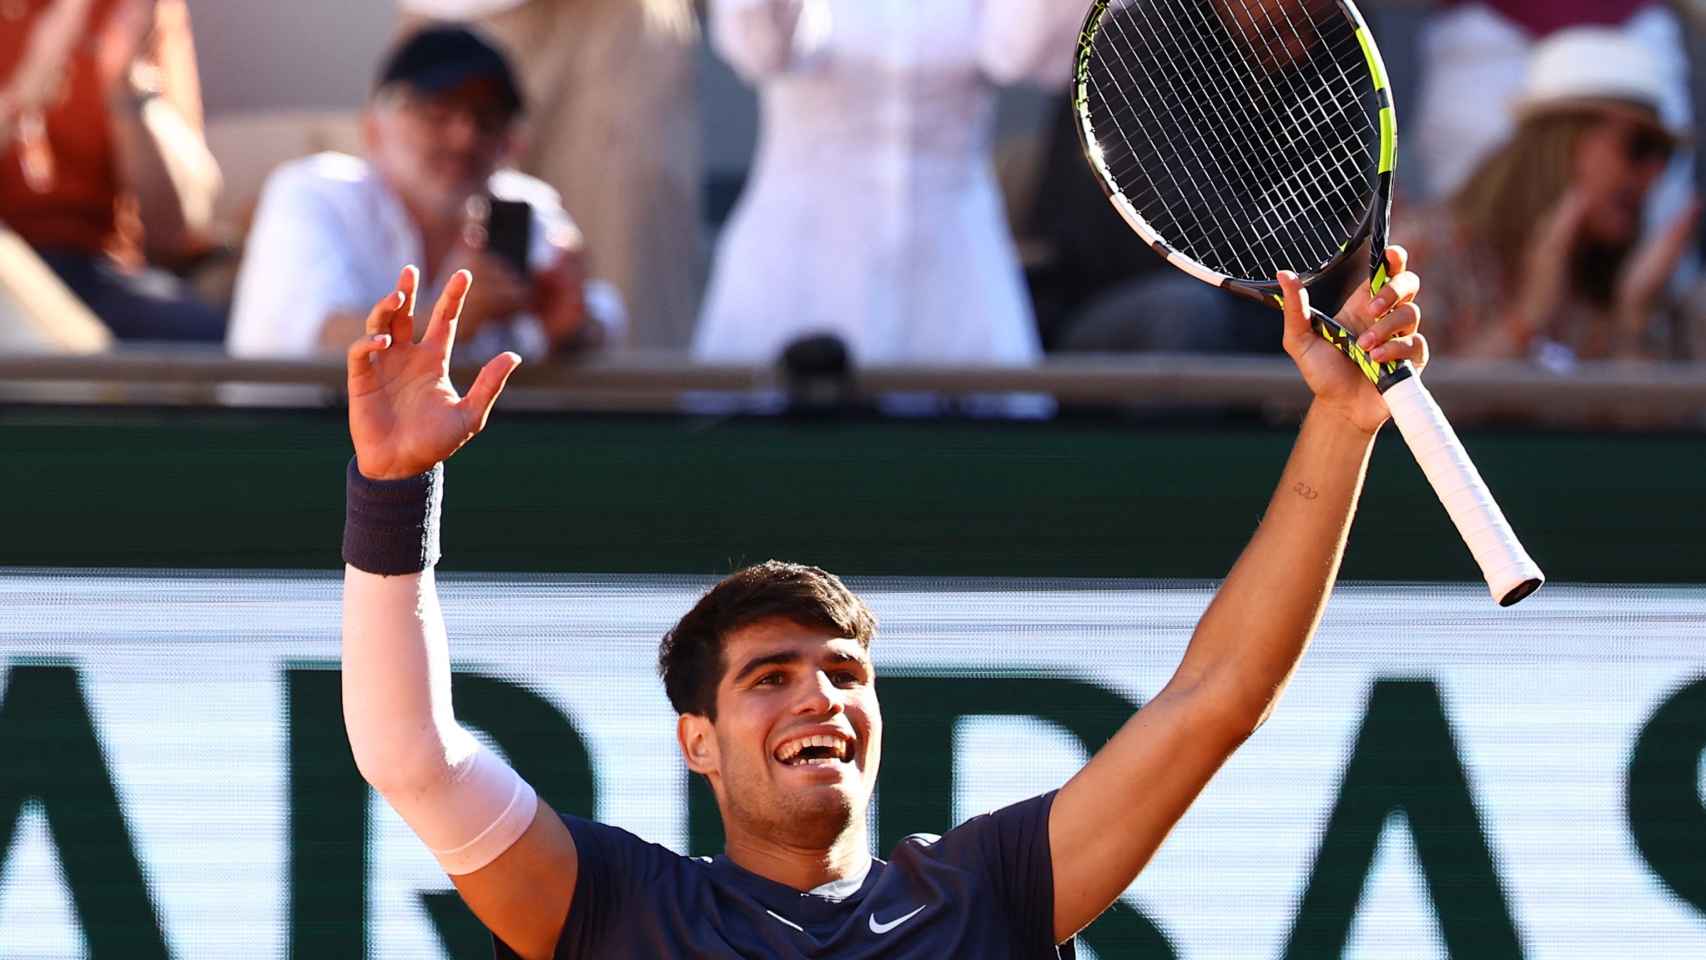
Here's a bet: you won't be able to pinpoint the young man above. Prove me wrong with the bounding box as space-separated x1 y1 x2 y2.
339 253 1427 958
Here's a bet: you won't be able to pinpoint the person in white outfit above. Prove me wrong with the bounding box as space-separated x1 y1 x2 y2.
694 0 1084 368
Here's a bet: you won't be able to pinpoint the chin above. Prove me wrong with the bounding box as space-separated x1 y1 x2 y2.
779 788 862 848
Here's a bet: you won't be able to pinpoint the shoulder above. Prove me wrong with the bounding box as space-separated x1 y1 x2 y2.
891 790 1059 870
550 811 711 957
257 153 379 211
557 811 692 884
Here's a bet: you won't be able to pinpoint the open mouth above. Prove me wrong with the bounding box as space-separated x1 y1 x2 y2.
774 733 855 767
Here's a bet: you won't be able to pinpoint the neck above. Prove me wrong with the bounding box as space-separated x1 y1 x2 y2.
722 821 872 892
386 180 469 286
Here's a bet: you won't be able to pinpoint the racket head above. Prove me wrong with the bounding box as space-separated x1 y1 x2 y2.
1073 0 1398 301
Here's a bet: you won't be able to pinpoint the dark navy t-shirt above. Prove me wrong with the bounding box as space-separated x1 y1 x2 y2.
495 791 1072 959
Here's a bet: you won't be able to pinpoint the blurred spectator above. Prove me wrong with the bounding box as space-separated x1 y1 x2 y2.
1413 0 1691 208
1397 29 1698 366
0 0 224 342
227 25 622 363
693 1 1084 368
396 0 701 351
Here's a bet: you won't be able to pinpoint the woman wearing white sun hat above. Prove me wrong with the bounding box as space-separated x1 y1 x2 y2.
1394 26 1698 371
1411 1 1692 214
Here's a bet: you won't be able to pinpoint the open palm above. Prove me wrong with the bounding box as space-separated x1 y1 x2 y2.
347 266 521 481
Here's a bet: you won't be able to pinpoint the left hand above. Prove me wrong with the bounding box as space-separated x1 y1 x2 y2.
93 0 157 97
1614 197 1700 343
534 245 592 351
1279 244 1426 435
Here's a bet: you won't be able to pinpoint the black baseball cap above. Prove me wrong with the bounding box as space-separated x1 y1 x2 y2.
374 25 524 118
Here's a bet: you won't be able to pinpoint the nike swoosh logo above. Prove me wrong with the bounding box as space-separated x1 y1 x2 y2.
868 905 926 935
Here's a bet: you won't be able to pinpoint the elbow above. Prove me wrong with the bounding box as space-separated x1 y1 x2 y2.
346 720 460 798
1166 673 1277 747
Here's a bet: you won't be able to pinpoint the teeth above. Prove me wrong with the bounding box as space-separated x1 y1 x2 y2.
776 733 852 764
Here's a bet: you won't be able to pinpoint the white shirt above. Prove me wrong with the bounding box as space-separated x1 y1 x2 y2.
394 0 527 18
694 0 1082 367
227 152 622 361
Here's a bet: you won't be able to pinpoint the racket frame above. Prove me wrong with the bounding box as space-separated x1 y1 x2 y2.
1072 0 1544 605
1074 0 1404 385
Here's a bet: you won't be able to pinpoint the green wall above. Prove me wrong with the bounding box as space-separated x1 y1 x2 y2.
1 406 1699 581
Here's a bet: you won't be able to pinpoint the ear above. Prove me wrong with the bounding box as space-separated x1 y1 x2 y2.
677 713 718 776
361 108 382 155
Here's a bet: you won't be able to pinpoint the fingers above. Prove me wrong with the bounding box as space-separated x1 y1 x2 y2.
1362 267 1418 325
1535 190 1591 259
1383 243 1409 279
426 269 472 350
1277 270 1311 343
393 264 420 344
459 351 523 435
346 331 392 387
1651 197 1701 259
1369 331 1429 374
1358 300 1422 352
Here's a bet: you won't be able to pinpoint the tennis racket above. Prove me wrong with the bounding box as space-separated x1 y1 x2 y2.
1073 0 1543 605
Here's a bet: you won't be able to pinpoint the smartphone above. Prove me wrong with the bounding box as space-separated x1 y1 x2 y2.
485 198 533 277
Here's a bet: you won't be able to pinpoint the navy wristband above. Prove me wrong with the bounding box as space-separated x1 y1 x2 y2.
342 457 443 575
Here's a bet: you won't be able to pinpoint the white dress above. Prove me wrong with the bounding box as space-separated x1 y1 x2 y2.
695 0 1083 366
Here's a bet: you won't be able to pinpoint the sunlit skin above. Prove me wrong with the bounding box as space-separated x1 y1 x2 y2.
1572 111 1672 247
677 619 883 892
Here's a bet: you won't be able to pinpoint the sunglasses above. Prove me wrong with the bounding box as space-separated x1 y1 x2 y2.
1623 127 1675 167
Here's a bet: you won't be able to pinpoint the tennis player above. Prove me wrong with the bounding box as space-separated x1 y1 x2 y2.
339 252 1426 958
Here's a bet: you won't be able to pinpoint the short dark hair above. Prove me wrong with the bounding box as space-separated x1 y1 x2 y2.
374 24 525 118
659 561 877 719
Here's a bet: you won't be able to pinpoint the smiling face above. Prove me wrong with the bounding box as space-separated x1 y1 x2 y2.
678 618 882 852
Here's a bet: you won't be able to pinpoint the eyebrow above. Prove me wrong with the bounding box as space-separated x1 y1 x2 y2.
729 648 869 685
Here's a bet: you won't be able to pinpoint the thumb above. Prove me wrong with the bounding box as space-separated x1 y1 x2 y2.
459 351 522 433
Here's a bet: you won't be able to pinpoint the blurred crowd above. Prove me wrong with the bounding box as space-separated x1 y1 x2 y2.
3 0 1705 377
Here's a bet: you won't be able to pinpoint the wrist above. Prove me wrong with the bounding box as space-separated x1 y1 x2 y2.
1306 397 1382 442
342 457 444 575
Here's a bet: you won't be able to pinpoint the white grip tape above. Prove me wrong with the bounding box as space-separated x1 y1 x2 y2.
1383 376 1544 603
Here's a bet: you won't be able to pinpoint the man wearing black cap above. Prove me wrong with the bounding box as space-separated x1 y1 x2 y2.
227 24 622 362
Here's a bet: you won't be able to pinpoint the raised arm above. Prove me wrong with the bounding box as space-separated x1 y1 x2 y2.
341 267 577 960
1047 249 1428 942
708 0 830 82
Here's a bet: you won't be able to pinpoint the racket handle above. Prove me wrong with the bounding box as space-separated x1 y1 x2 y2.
1381 375 1544 605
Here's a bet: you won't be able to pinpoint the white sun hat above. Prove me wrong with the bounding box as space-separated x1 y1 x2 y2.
1510 26 1686 138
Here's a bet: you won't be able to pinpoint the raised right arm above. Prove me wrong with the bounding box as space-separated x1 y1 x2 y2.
709 0 830 81
339 268 577 960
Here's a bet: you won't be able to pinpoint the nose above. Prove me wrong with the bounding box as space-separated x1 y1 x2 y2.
793 671 845 718
442 110 481 150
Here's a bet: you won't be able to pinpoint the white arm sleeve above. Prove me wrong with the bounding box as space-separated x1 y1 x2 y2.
342 565 538 876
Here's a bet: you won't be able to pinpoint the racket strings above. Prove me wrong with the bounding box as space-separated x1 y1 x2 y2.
1091 13 1257 264
1115 0 1307 269
1082 0 1378 281
1117 1 1369 274
1133 0 1369 270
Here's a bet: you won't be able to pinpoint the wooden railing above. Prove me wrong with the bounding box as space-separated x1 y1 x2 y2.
1 349 1702 426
